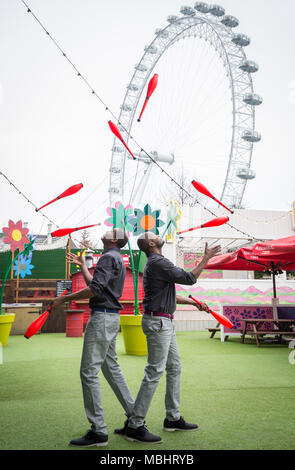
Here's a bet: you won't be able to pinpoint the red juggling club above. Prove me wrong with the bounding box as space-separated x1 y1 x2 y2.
108 121 136 160
36 183 83 212
24 290 68 339
191 180 234 214
51 224 100 238
189 295 233 329
137 74 159 122
178 216 229 235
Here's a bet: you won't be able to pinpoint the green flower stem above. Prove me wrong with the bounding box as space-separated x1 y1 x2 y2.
162 220 172 239
0 250 17 314
135 250 142 314
127 237 139 315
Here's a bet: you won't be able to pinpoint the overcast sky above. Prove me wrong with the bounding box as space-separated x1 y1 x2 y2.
0 0 294 247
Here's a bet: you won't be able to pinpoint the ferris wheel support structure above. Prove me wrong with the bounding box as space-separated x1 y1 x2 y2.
109 3 262 209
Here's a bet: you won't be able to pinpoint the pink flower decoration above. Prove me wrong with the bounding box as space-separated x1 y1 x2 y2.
2 220 30 252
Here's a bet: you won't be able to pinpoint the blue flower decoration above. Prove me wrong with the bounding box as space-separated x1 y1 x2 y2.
13 254 35 279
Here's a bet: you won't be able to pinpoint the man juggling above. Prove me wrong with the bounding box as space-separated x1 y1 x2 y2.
51 228 134 447
116 232 221 444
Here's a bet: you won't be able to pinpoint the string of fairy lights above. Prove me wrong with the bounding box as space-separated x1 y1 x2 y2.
8 1 275 244
0 170 89 250
0 171 60 230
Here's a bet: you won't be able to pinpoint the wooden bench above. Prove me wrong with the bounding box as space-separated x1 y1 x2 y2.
207 323 229 341
238 319 295 347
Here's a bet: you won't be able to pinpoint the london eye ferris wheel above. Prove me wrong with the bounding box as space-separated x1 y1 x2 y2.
108 2 262 211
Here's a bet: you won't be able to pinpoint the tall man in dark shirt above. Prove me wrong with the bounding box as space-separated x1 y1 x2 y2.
51 228 134 447
122 232 221 444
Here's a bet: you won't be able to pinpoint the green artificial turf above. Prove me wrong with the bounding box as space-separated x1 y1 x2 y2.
0 331 295 450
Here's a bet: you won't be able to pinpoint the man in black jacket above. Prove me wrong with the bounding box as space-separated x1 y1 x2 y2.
119 231 221 444
51 228 134 447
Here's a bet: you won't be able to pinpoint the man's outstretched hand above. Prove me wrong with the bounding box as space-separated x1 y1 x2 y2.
204 242 221 261
66 252 86 267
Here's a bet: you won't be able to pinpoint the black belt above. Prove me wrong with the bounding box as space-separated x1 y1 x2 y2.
144 311 174 320
92 308 119 314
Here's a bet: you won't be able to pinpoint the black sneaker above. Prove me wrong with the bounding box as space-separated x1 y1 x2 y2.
114 419 129 435
125 424 162 444
163 416 199 432
69 430 108 447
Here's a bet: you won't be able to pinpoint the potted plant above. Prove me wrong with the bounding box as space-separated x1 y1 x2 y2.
104 201 180 356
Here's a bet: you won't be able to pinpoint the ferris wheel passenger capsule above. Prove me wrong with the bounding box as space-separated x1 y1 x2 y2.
194 2 210 13
135 63 148 73
120 104 133 112
208 5 226 17
243 93 263 106
127 83 139 92
109 167 121 174
221 15 239 27
167 15 179 23
239 60 259 73
108 187 120 194
232 33 251 47
180 6 196 16
118 124 127 134
236 168 256 180
144 45 158 54
112 145 124 153
242 130 261 143
155 28 169 38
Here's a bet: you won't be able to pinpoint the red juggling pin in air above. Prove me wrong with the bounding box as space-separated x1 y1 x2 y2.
108 121 136 160
24 290 68 339
191 180 234 214
137 74 159 122
51 224 100 238
189 295 233 329
36 183 83 212
178 217 229 235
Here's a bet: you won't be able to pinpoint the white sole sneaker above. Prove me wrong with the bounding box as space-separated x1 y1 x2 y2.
125 436 163 444
69 441 108 447
163 427 199 432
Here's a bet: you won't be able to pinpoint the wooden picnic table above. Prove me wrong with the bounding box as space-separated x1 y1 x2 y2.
237 318 295 347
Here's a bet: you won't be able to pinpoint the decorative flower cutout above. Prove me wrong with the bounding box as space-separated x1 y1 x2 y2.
104 201 136 235
2 220 30 252
22 235 38 259
166 199 181 241
13 254 35 279
133 204 165 236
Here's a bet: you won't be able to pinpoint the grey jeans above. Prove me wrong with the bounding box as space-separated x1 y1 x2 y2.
128 314 181 429
80 311 134 435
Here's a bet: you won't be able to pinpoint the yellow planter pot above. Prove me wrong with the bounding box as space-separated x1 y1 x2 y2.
120 314 147 356
0 314 15 347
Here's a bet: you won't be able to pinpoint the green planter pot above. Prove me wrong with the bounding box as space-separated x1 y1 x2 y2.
0 314 15 347
120 315 147 356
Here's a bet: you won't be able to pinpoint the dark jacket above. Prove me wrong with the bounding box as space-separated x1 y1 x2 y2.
142 253 196 315
89 247 125 311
